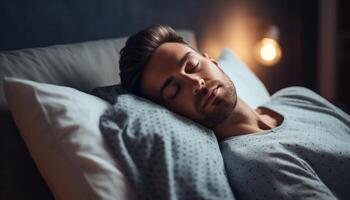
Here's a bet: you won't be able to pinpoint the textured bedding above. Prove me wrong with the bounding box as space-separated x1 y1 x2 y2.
95 87 235 200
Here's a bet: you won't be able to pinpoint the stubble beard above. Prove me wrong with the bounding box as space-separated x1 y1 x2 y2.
200 79 237 128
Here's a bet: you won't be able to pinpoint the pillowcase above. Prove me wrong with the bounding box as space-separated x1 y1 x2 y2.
97 91 236 200
3 77 133 200
218 48 270 108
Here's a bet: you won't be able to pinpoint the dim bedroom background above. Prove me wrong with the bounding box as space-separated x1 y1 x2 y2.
1 0 348 199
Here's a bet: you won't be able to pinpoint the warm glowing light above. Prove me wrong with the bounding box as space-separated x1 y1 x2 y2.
260 43 277 61
254 38 282 66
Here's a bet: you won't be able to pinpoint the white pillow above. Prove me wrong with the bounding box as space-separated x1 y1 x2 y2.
218 48 270 108
3 77 133 200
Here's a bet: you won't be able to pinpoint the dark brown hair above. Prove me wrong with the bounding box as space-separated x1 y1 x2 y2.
119 24 191 96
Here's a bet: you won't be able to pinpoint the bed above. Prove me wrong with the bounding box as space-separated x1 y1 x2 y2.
0 25 274 199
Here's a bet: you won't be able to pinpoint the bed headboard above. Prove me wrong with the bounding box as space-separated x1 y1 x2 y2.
0 0 202 51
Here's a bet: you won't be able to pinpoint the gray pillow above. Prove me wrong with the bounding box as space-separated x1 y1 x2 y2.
218 48 270 108
98 93 235 200
0 38 124 199
4 77 133 200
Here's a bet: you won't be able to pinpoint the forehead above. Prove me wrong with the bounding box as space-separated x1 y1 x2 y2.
140 42 194 101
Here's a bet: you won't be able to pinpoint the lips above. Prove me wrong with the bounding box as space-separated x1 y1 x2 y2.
201 85 220 110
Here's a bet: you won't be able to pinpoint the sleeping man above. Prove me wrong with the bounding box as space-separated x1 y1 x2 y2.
118 24 350 199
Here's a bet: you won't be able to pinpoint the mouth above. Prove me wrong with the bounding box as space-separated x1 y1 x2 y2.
201 85 221 110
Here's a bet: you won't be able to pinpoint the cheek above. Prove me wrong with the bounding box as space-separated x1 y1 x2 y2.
168 94 201 121
201 62 222 79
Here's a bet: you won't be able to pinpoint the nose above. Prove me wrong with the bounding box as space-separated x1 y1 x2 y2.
194 78 205 95
180 73 205 95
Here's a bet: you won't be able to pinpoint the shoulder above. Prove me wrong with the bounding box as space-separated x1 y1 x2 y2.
271 86 320 100
268 87 350 120
267 86 336 111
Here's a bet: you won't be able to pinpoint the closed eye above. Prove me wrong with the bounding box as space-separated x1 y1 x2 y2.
186 57 200 73
192 60 200 71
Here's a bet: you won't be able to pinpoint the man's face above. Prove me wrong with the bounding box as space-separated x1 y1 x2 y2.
141 42 237 128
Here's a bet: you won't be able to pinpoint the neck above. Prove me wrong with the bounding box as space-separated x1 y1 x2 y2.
213 97 279 140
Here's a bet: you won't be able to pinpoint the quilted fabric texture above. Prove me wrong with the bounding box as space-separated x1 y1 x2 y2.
99 94 235 200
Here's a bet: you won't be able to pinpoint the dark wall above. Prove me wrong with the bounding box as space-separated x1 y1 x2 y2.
0 0 205 51
250 0 319 93
336 0 350 113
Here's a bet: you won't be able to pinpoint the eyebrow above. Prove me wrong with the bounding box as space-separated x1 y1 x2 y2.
159 51 193 102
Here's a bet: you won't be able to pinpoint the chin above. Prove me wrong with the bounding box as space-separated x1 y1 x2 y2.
202 102 234 128
203 89 237 128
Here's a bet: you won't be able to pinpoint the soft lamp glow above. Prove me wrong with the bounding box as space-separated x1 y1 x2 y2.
260 40 276 61
255 38 282 66
254 25 282 66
